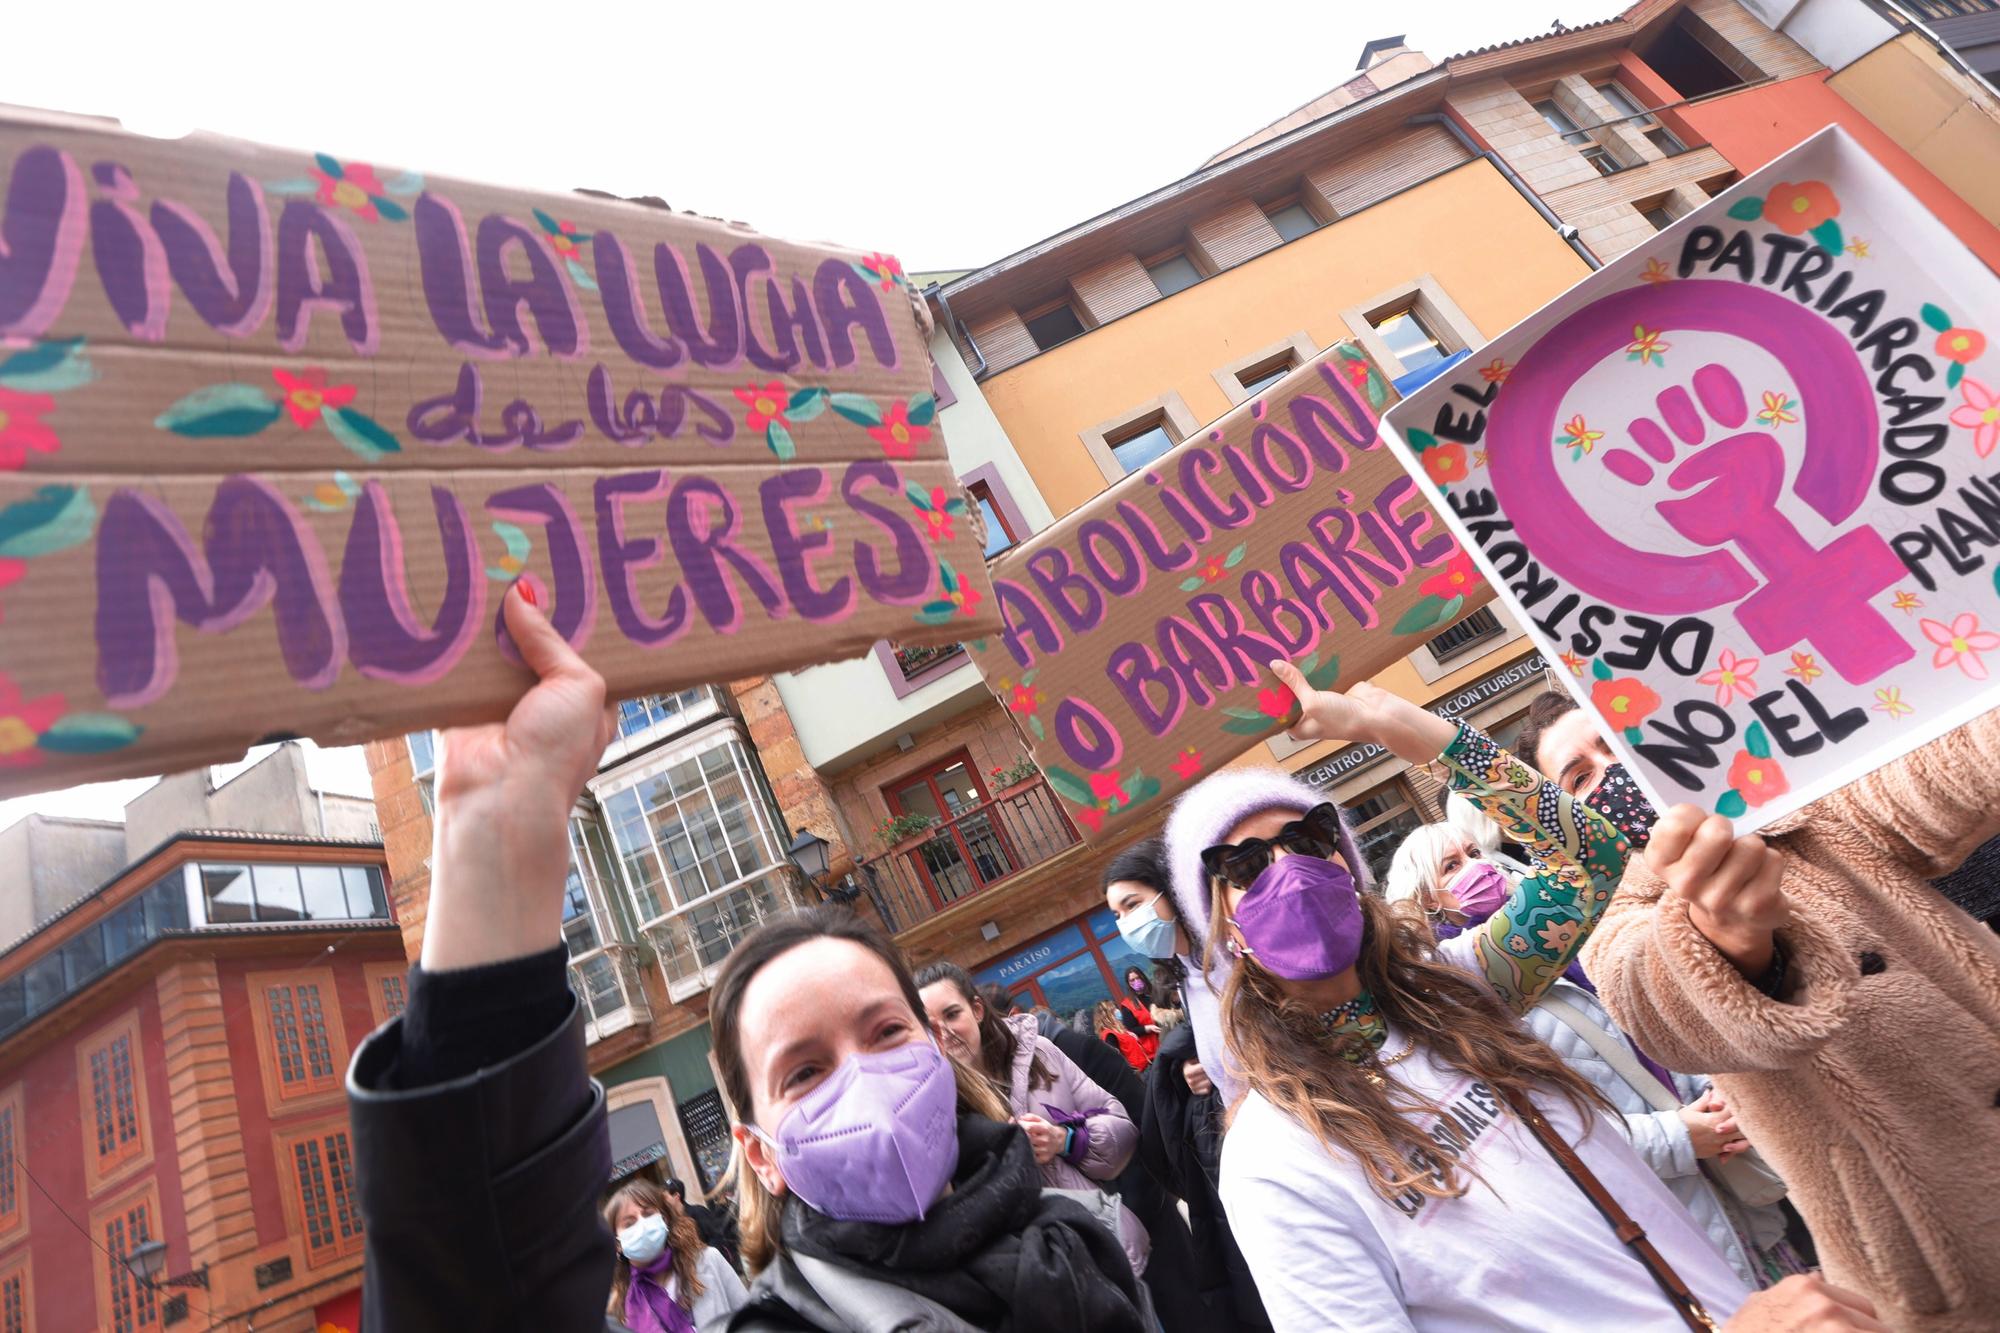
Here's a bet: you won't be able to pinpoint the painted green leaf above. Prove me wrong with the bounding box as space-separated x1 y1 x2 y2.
315 152 343 178
1224 542 1249 569
1715 789 1748 819
1391 596 1447 636
533 207 562 235
385 170 425 196
1407 428 1438 452
1591 658 1613 682
788 387 829 422
1044 766 1094 807
1295 652 1320 677
939 560 960 594
905 480 934 510
850 261 881 286
264 177 318 195
1365 373 1387 409
1744 720 1772 760
1028 715 1046 741
326 407 402 460
372 197 409 222
1809 219 1843 255
913 604 958 625
944 498 968 515
1020 669 1038 686
907 393 937 427
1624 727 1644 746
1337 344 1365 361
766 422 796 461
564 257 599 292
0 336 95 391
1178 576 1204 592
0 485 95 558
1948 362 1965 389
829 393 884 426
1220 715 1275 735
37 713 143 754
155 384 283 437
1126 775 1163 805
492 520 532 563
1726 197 1765 221
1306 655 1342 691
1920 303 1954 333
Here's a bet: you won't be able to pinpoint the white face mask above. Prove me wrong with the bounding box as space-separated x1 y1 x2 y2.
618 1211 669 1266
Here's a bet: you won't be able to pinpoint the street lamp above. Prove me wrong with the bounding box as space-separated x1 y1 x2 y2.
786 828 831 882
121 1239 209 1290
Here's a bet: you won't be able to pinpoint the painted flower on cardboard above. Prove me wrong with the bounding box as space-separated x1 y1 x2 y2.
1198 555 1228 584
0 673 63 766
1784 651 1822 684
1892 590 1924 614
1625 326 1669 367
735 382 790 433
1171 747 1203 780
1640 258 1672 285
948 580 983 618
1422 442 1469 485
1479 358 1511 383
921 507 955 542
859 253 905 291
0 388 60 470
1558 414 1603 460
1008 682 1045 715
1921 612 2000 680
1420 552 1478 600
1756 391 1798 427
1591 676 1661 730
271 368 358 429
1699 648 1760 707
1727 749 1790 808
1256 687 1295 721
545 219 586 261
1764 180 1838 236
312 160 391 221
1089 770 1130 805
1936 328 1986 364
1873 686 1913 718
1950 377 2000 458
869 401 932 459
1559 650 1586 677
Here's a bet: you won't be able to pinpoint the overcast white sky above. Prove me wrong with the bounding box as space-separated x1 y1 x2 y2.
2 0 1627 829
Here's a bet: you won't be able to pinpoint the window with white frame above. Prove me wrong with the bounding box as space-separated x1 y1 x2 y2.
600 741 782 926
406 732 437 817
1533 99 1618 177
564 811 630 1021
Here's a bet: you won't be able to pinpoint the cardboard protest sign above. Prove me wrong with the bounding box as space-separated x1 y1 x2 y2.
967 343 1489 842
0 107 998 795
1385 127 2000 833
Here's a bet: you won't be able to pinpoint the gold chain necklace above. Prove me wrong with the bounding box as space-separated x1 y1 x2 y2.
1363 1042 1417 1086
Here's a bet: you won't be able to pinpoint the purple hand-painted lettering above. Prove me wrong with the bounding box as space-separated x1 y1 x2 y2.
0 146 85 341
341 482 484 683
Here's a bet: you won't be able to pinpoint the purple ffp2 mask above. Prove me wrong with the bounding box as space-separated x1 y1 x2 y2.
1231 854 1363 981
753 1040 958 1224
1446 859 1511 924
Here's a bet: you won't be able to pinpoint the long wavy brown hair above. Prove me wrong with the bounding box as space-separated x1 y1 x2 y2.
912 961 1056 1095
603 1176 705 1315
712 908 1013 1275
1216 884 1613 1206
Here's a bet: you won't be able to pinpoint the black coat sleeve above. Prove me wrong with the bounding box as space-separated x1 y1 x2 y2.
1139 1025 1198 1196
1052 1023 1147 1113
350 957 613 1332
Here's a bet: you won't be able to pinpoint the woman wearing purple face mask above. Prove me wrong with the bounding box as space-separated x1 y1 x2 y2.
711 909 1149 1332
1387 818 1797 1291
1179 663 1775 1333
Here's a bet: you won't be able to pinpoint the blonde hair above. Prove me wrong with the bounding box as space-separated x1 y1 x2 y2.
603 1177 704 1315
1383 823 1473 909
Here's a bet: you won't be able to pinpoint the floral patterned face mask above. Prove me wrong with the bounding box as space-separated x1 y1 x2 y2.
1585 763 1656 849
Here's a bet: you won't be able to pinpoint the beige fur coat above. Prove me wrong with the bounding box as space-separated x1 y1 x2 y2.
1583 707 2000 1333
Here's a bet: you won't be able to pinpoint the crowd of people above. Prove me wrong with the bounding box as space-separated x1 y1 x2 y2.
346 585 2000 1331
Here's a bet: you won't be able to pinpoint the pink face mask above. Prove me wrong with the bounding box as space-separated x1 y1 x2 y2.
1443 858 1511 924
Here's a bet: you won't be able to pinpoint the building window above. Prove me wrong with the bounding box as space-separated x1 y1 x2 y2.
601 741 783 926
1349 779 1428 882
84 1024 143 1174
1236 352 1298 397
1533 99 1617 176
406 732 437 817
1 1261 24 1333
1645 125 1687 156
929 360 957 410
1022 301 1086 352
678 1089 733 1193
281 1127 364 1267
374 970 406 1022
1370 306 1449 375
615 691 712 742
1908 0 1998 14
265 982 337 1095
195 862 386 926
1426 606 1507 663
1642 203 1678 231
1143 251 1202 298
1105 413 1178 475
0 1087 18 1236
102 1195 157 1333
967 480 1020 557
1262 198 1321 243
1641 13 1754 99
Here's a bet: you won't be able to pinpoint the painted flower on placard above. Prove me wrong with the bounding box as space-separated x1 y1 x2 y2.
1171 747 1203 780
735 382 790 433
1874 686 1913 719
0 673 63 766
1921 612 2000 679
1089 770 1131 806
1422 442 1469 485
869 401 931 459
1756 391 1798 427
1625 326 1669 367
1937 328 1986 364
311 159 392 221
1950 378 2000 458
1479 358 1511 383
1559 650 1586 677
1198 555 1228 584
1472 448 1489 469
0 388 60 470
1846 238 1870 258
920 507 954 542
1075 806 1108 835
1340 356 1372 390
1727 749 1790 808
1008 682 1045 715
545 219 587 262
858 253 904 291
1785 651 1823 684
1640 258 1672 285
1558 414 1603 460
948 580 983 618
1892 590 1924 614
1699 648 1760 706
1764 181 1838 236
1591 675 1661 731
1256 687 1295 721
1420 552 1479 601
271 368 358 429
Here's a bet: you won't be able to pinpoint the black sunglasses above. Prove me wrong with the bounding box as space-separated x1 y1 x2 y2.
1200 803 1344 890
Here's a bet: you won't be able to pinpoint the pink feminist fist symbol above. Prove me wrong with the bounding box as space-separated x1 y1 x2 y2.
1490 280 1914 685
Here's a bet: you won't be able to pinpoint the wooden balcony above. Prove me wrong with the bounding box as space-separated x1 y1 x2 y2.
856 777 1080 934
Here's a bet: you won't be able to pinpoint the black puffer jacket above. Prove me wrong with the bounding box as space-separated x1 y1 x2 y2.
1138 1025 1271 1330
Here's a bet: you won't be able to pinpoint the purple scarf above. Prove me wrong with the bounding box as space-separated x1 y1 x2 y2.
1435 919 1678 1093
624 1253 697 1333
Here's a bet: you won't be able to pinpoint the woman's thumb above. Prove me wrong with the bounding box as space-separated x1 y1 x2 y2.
503 580 587 683
1269 658 1310 700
